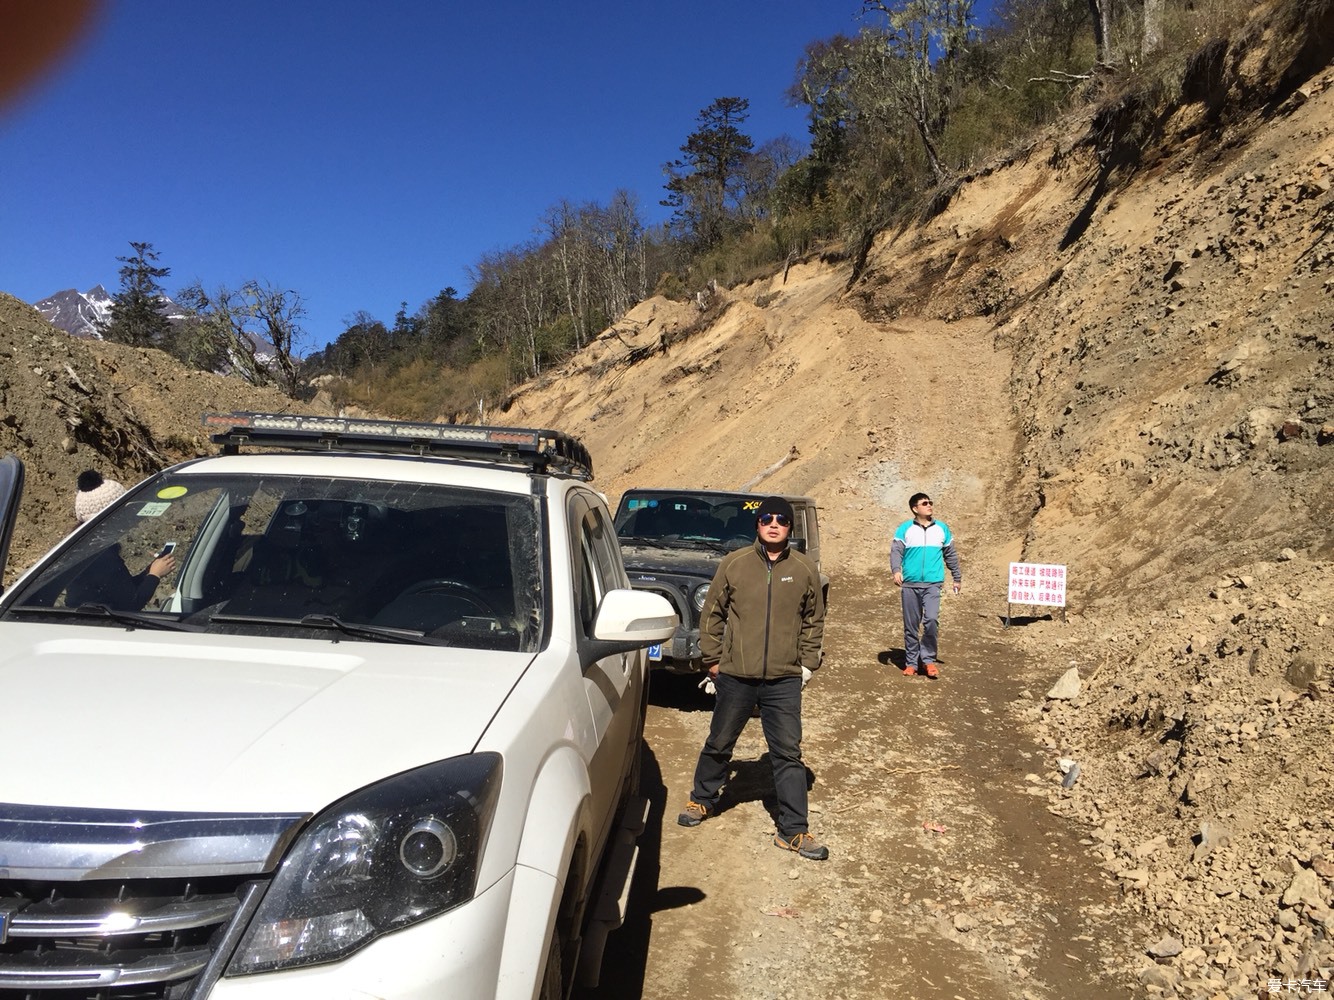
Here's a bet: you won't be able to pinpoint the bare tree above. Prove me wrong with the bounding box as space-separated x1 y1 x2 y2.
862 0 977 186
544 200 594 352
247 281 307 397
1141 0 1162 57
738 136 804 223
1088 0 1114 64
178 280 310 396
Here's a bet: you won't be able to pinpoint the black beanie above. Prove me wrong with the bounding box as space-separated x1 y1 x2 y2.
756 496 795 524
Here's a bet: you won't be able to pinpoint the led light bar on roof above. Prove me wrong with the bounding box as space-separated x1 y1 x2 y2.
201 412 593 479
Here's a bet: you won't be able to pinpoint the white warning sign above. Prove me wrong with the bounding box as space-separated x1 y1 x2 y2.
1008 562 1067 607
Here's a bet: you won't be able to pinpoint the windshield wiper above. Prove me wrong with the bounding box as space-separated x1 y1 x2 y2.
7 604 204 632
301 614 449 645
646 536 728 552
208 611 448 645
617 535 665 546
619 534 724 551
678 537 729 552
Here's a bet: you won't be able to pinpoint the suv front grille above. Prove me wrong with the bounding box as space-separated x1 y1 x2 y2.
0 803 306 1000
0 874 266 1000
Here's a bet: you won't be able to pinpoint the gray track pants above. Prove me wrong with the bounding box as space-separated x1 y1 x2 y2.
901 582 942 667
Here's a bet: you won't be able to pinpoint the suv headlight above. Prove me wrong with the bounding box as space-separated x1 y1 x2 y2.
692 583 711 612
228 753 502 975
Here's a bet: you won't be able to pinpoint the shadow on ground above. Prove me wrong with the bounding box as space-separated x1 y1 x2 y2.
573 743 703 1000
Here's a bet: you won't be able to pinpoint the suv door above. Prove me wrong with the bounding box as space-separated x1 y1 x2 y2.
570 491 642 841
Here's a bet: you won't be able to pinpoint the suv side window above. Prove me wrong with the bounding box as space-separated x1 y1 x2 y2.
570 493 622 637
586 504 628 592
790 513 808 553
574 528 598 636
800 503 820 560
565 496 602 637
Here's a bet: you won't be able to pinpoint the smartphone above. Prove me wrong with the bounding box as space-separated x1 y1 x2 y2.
158 541 177 557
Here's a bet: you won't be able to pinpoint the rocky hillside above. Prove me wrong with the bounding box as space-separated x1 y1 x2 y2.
0 293 311 578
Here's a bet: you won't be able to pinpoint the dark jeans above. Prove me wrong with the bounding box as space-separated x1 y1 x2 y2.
901 582 942 666
690 672 809 837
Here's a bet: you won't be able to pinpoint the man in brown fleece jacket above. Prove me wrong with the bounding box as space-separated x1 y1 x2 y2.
676 495 828 860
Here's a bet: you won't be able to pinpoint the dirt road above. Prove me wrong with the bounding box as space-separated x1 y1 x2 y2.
578 573 1139 1000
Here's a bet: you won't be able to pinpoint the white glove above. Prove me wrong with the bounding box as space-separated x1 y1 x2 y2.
801 666 813 689
697 675 716 695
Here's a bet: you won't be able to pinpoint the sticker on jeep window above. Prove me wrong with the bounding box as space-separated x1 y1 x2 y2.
137 502 171 517
742 500 760 510
157 485 188 499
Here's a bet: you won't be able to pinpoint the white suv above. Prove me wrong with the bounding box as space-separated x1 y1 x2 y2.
0 413 676 1000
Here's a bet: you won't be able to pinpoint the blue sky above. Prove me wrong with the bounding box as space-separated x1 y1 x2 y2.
2 1 874 351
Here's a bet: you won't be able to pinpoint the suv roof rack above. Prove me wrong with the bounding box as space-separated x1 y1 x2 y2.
202 412 594 480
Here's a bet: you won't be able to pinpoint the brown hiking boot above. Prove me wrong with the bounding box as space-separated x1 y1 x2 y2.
773 831 829 860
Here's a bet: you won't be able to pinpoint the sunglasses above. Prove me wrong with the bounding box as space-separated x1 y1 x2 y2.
917 500 934 506
758 513 791 527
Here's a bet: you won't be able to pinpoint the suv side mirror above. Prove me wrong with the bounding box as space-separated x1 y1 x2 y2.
593 588 677 644
584 589 677 661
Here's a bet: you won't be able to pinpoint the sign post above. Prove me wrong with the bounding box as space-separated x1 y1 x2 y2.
1006 562 1067 626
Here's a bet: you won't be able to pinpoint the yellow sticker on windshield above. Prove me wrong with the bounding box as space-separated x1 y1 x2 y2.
157 486 188 499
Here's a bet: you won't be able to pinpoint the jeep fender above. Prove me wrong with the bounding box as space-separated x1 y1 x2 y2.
494 744 594 999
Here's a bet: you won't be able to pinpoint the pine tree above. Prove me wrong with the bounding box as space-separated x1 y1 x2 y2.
661 97 755 248
100 241 172 346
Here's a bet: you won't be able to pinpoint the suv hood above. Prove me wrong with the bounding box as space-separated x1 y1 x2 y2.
0 624 532 815
619 542 731 578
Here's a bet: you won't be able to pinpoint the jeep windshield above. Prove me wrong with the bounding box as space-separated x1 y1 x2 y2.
3 473 544 653
613 490 765 552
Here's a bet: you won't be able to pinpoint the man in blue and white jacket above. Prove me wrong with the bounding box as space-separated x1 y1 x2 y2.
890 492 963 679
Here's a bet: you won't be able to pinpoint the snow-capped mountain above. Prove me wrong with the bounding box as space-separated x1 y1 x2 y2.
32 286 186 339
30 287 282 375
32 285 115 338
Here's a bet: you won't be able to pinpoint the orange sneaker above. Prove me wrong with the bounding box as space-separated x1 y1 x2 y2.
924 663 939 679
902 664 918 677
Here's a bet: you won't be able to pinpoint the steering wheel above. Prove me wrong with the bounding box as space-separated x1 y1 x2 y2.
396 578 496 616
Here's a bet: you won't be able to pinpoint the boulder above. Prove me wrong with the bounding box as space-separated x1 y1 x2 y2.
1046 667 1082 701
1285 653 1322 689
1281 868 1327 909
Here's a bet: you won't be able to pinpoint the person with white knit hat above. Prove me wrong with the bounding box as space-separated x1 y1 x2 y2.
74 469 128 523
66 470 176 609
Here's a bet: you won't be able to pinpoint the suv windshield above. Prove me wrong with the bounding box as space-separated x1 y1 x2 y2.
4 473 544 652
614 491 770 552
